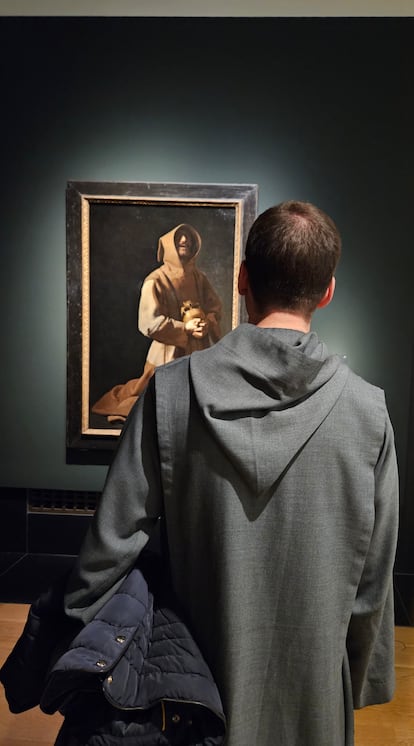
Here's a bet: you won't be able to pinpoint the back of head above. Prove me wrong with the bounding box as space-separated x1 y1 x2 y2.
245 201 341 317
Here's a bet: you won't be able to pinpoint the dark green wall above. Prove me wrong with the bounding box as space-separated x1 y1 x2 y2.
1 18 413 511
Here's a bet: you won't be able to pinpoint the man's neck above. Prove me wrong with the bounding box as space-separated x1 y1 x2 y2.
254 310 311 333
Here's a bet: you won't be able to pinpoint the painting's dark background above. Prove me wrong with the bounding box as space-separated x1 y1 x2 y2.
0 17 413 621
88 201 237 419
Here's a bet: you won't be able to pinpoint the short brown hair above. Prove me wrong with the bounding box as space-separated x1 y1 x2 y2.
244 201 341 316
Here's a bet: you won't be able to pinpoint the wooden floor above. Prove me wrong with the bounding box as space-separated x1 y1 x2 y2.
0 604 413 746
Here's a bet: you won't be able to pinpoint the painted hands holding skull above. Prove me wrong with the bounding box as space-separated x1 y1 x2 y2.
182 300 209 339
184 317 208 338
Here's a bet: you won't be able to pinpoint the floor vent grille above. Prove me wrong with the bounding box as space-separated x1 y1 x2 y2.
27 488 99 515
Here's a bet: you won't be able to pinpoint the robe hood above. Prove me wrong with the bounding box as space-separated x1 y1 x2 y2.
157 223 202 268
189 324 350 497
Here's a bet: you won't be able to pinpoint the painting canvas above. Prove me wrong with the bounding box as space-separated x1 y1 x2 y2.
66 181 258 461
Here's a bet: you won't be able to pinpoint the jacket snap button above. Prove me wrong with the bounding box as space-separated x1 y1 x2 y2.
172 714 181 724
115 635 126 644
96 660 107 668
106 675 113 684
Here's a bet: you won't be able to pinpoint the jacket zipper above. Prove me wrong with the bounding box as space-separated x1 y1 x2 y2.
103 684 226 725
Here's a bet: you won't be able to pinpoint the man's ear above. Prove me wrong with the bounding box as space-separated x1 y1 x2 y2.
238 260 248 296
316 277 336 309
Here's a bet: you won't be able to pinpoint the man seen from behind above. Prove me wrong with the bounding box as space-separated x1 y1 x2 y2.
64 200 399 746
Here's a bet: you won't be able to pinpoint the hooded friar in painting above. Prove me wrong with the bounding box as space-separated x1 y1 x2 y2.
92 223 222 422
139 223 222 363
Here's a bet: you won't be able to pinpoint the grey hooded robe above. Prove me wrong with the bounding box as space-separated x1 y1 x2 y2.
65 325 399 746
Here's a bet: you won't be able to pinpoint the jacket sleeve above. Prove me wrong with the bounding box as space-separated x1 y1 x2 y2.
64 380 163 625
0 574 81 713
346 410 399 709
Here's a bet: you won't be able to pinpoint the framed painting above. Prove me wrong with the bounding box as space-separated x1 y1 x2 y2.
66 180 258 463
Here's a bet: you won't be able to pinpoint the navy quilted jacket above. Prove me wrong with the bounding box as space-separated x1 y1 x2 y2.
1 567 226 746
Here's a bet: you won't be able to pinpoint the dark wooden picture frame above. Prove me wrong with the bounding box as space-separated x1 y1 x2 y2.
66 181 258 463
